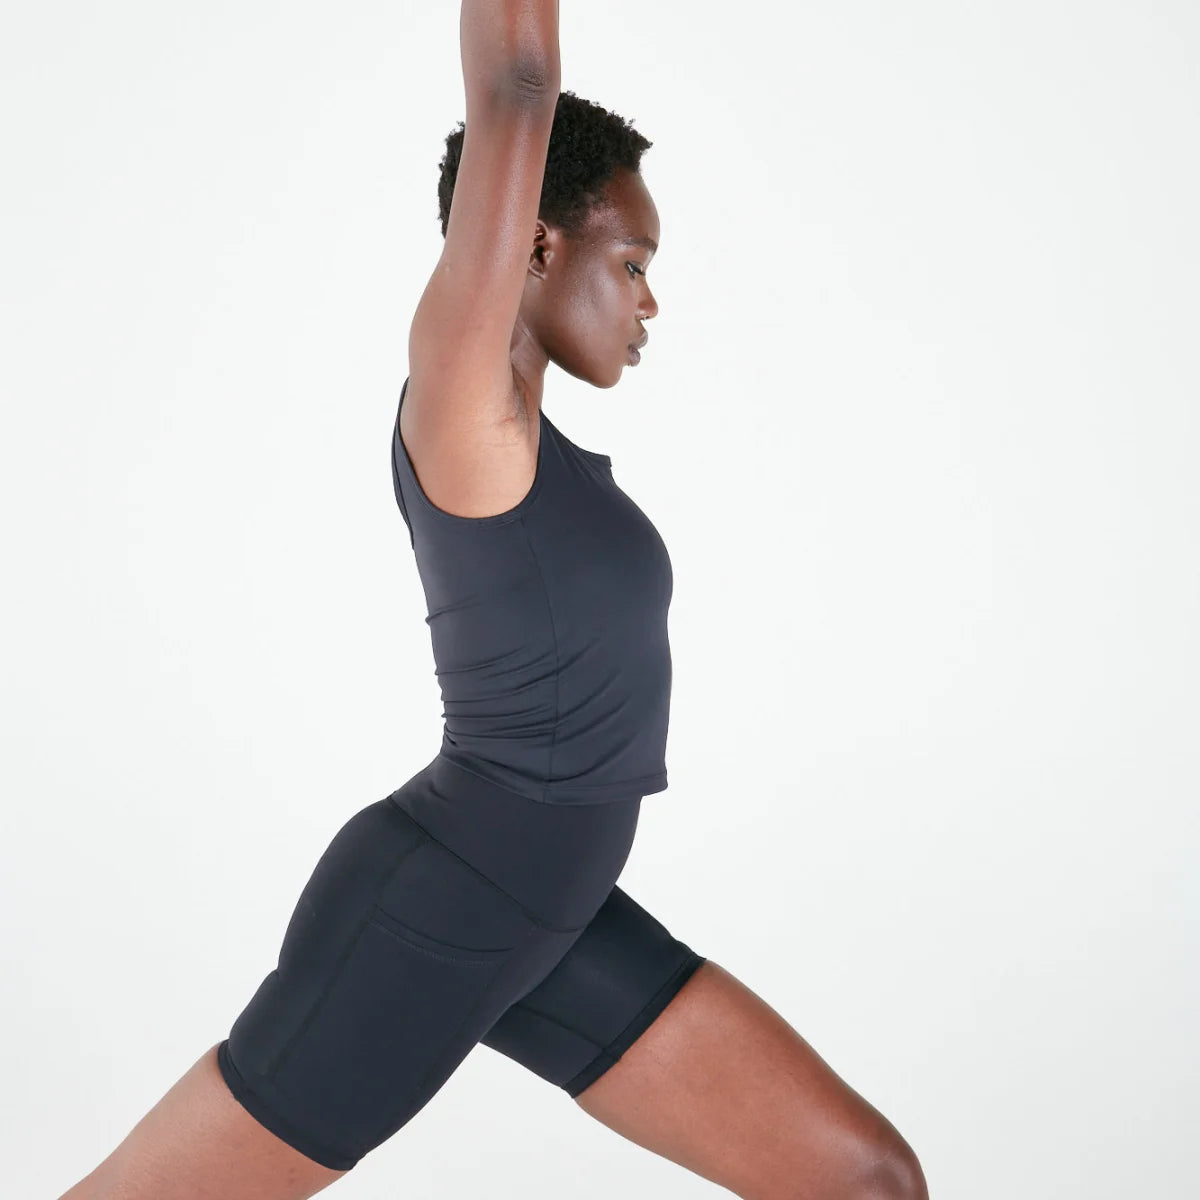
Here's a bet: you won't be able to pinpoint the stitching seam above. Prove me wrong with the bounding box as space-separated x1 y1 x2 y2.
385 795 588 935
518 513 559 800
263 837 427 1078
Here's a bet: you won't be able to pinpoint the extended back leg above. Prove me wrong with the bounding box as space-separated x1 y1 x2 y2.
57 1043 349 1200
573 961 928 1200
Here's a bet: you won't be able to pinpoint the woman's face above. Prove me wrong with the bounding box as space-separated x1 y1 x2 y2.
530 169 660 389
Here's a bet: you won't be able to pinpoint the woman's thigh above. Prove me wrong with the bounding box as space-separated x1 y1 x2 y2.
480 884 707 1097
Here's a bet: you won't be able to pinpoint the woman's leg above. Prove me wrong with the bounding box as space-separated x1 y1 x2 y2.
574 959 928 1200
57 1043 349 1200
482 887 928 1200
58 766 643 1199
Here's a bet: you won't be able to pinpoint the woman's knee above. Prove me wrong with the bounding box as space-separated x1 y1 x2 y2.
847 1125 929 1200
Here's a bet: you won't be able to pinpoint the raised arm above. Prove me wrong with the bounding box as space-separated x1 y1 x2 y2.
460 0 560 96
404 0 561 499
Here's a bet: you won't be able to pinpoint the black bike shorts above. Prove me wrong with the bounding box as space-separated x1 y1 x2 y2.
216 754 706 1171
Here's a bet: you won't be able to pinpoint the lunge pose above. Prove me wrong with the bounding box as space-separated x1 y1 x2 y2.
60 4 928 1197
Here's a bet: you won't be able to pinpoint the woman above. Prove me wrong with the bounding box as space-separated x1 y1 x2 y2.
61 4 928 1197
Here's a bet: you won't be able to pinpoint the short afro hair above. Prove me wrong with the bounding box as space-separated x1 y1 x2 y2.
436 89 653 240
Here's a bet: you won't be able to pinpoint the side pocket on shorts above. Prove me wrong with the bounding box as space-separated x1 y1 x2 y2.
367 904 515 963
263 906 517 1160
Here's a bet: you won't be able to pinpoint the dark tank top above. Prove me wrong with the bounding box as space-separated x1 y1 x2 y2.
390 376 674 805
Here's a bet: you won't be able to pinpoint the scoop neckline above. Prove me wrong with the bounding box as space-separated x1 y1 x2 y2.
540 409 612 467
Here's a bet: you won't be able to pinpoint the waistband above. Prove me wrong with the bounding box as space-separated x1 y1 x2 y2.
386 754 642 930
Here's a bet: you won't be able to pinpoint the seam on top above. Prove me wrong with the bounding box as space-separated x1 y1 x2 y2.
518 513 560 799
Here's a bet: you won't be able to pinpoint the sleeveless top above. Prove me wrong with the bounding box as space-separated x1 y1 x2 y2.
390 376 674 805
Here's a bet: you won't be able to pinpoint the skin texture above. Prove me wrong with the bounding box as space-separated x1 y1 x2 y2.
573 961 929 1200
508 165 660 420
56 1043 348 1200
56 178 928 1200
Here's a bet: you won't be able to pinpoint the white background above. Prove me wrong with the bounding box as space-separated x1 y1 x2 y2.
3 1 1197 1196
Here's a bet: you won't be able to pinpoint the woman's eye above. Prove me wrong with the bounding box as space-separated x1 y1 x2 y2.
626 262 645 278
